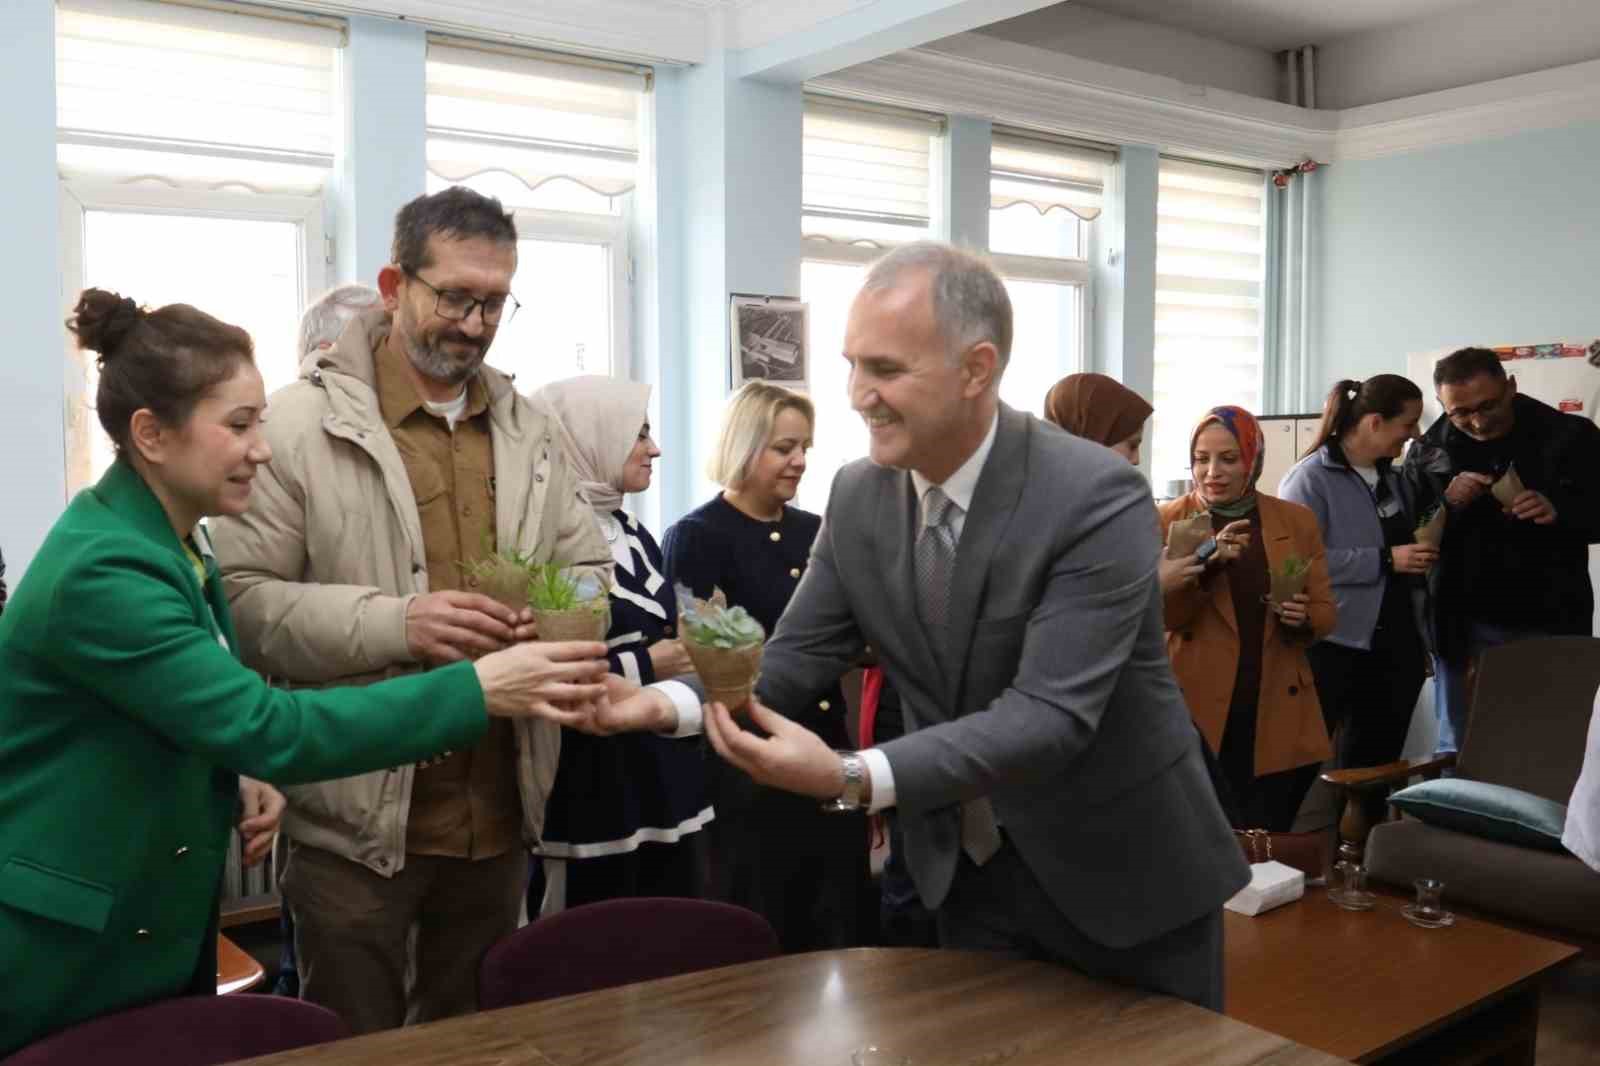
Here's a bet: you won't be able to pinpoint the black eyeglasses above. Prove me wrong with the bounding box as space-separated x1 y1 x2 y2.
1444 385 1511 427
405 270 520 325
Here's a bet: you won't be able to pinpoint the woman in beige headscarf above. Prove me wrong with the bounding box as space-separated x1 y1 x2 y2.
1044 373 1240 592
530 375 709 913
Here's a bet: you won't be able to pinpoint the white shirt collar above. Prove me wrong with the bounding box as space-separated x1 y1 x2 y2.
910 410 1000 517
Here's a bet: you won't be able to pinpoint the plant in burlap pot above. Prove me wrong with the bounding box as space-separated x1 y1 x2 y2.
459 546 541 614
676 583 765 712
1167 511 1213 557
1413 502 1447 549
1269 555 1311 605
528 564 610 642
1490 462 1526 509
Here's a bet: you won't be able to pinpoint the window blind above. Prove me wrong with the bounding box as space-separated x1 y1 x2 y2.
802 97 942 241
425 39 646 201
990 130 1113 221
1152 157 1267 482
56 0 341 159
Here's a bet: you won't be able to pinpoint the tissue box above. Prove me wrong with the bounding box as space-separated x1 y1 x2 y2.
1224 861 1305 916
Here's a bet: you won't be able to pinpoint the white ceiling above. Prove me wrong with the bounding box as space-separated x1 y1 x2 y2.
1074 0 1489 51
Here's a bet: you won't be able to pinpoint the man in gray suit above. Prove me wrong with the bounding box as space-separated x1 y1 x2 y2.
603 241 1247 1008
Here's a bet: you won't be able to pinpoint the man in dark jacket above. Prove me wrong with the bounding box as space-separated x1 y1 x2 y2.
1404 347 1600 754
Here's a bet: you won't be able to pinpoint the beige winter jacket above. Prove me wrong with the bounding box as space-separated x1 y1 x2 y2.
209 308 610 876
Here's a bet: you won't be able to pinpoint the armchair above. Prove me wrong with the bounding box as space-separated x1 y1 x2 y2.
1322 637 1600 944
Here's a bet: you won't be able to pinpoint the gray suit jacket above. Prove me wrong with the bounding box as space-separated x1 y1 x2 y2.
754 404 1248 949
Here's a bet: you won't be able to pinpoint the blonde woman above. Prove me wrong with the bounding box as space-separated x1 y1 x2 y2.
663 382 870 951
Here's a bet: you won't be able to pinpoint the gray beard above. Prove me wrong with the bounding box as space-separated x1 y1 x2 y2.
399 326 485 388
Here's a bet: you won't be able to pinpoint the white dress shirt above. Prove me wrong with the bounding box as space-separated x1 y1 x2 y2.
655 410 1003 809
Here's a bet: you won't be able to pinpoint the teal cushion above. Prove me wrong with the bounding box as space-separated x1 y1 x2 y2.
1390 779 1570 853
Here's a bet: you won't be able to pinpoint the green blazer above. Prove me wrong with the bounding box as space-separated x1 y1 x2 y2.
0 461 488 1054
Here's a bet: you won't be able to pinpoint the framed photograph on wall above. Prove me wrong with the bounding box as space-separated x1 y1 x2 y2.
729 293 808 391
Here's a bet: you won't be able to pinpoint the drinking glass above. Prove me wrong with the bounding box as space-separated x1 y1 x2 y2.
1402 878 1455 928
852 1046 911 1066
1327 844 1375 911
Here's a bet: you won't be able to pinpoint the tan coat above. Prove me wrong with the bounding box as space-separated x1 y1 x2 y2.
1158 492 1335 777
208 308 610 876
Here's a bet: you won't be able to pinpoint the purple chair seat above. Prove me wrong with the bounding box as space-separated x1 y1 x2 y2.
479 897 781 1010
5 993 347 1066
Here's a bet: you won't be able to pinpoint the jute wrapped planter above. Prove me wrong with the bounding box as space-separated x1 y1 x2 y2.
532 604 610 643
683 640 762 711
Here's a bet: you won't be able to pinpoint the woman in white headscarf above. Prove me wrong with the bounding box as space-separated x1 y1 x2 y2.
531 376 709 912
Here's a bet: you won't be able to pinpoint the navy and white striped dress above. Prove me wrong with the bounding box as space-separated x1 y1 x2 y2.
537 511 712 868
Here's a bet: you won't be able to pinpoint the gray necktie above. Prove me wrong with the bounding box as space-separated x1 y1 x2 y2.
915 486 1002 867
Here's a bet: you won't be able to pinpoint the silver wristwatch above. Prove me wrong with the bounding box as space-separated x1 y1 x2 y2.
821 751 868 813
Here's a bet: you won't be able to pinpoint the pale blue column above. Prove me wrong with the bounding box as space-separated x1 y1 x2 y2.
940 116 991 251
1 0 64 579
648 55 801 526
1092 145 1157 465
336 17 426 284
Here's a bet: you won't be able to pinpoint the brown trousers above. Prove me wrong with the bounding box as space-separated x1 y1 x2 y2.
280 840 525 1034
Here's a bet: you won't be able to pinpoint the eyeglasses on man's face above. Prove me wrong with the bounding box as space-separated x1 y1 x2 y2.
405 269 520 326
1443 384 1511 427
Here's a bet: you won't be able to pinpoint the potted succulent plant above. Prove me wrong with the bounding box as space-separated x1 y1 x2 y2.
676 583 765 712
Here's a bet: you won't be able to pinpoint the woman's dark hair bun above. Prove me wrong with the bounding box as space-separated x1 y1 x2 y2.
67 288 143 360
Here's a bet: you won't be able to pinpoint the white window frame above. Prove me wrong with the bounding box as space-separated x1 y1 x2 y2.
59 179 327 493
990 249 1092 378
502 203 633 381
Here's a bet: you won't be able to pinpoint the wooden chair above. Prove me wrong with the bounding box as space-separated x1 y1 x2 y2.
1323 636 1600 944
478 897 780 1009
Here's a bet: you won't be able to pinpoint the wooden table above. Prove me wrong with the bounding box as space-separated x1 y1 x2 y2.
236 947 1348 1065
1226 887 1579 1065
217 932 265 995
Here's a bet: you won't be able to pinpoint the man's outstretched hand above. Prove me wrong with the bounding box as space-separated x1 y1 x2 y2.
704 698 844 800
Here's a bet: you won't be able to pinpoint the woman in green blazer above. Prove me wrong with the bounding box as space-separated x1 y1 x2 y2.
0 290 618 1055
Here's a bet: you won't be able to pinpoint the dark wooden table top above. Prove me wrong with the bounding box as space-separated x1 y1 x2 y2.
238 947 1348 1066
1225 886 1579 1063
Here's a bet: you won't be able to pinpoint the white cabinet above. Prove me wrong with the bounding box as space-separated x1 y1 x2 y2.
1259 414 1322 497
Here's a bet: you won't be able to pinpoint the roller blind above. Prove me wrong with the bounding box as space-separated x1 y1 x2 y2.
425 39 646 202
57 0 341 158
802 97 942 241
990 130 1112 221
1152 157 1267 483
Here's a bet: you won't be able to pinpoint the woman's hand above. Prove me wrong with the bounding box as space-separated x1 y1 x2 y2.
1159 548 1205 592
238 777 285 867
1213 519 1252 565
474 641 611 727
1391 544 1439 575
1274 591 1311 629
647 638 695 680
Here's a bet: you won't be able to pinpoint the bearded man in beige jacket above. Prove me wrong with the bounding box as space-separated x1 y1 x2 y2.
210 187 665 1032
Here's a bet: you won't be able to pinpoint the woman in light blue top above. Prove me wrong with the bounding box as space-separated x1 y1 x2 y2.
1279 375 1435 805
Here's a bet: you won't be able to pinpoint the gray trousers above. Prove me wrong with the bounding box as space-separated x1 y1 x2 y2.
280 840 526 1034
936 838 1225 1011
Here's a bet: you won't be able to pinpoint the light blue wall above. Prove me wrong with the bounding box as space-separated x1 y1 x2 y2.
1315 121 1600 386
2 0 63 580
336 17 427 284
